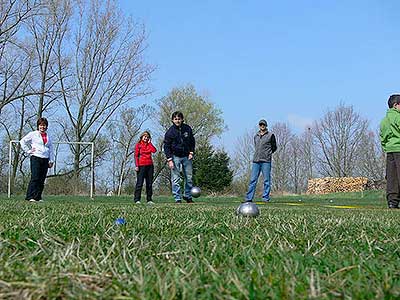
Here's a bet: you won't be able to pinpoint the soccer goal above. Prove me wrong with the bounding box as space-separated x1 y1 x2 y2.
8 140 95 199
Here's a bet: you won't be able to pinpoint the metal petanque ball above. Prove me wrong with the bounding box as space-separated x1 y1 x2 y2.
115 218 126 225
236 202 260 217
191 186 201 198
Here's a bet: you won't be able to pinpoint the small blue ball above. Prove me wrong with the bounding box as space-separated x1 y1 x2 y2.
115 218 126 225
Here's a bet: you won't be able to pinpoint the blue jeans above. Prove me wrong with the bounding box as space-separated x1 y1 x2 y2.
245 162 271 201
171 156 193 201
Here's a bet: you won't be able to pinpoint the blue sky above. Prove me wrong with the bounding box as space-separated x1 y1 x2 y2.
119 0 400 152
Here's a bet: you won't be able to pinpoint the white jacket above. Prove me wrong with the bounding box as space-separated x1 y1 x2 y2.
20 130 54 162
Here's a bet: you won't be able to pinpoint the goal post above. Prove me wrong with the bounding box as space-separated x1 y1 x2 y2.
8 140 95 199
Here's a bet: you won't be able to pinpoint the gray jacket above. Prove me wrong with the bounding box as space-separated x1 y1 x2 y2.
253 131 277 162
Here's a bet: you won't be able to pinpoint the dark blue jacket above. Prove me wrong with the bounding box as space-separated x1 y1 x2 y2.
164 123 195 159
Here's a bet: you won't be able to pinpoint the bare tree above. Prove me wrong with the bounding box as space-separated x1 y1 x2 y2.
231 129 254 195
0 93 39 192
0 0 42 47
300 127 315 180
28 0 71 117
288 135 304 193
0 0 44 113
107 105 155 195
355 129 385 181
1 0 76 194
312 104 369 177
57 0 154 181
0 40 35 113
271 122 293 193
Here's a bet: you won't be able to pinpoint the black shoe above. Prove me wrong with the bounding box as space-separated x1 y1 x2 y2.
183 197 194 203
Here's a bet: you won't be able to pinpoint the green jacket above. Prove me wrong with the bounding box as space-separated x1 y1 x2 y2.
380 108 400 153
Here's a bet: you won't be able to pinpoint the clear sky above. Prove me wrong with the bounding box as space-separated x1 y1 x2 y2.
119 0 400 152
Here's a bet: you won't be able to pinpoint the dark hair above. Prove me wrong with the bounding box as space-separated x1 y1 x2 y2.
37 117 48 129
171 111 184 120
388 94 400 108
138 130 151 143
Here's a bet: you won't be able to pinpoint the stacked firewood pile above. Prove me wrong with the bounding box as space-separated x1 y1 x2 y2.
365 179 386 190
307 177 368 194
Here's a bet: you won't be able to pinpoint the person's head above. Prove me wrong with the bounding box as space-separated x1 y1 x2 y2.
388 95 400 109
171 111 184 127
37 117 48 132
258 119 268 131
139 131 151 143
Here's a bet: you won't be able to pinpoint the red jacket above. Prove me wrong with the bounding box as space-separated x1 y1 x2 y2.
135 141 157 166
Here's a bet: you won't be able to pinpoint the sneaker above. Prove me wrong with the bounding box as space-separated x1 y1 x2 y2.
262 199 270 203
389 205 399 209
183 196 194 203
29 199 36 202
135 201 141 204
175 200 182 204
38 199 44 202
147 201 154 205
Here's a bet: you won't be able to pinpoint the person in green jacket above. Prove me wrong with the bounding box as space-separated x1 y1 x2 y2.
380 94 400 209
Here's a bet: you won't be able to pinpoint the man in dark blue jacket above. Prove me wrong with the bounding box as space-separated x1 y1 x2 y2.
164 111 196 203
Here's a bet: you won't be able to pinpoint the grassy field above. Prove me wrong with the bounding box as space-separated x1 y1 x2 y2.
1 191 400 299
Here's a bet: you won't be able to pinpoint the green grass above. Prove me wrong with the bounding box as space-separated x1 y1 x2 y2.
1 191 399 299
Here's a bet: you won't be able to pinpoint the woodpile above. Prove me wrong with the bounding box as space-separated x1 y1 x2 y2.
307 177 368 195
365 179 386 191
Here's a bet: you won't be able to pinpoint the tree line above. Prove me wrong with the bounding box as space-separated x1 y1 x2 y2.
232 103 385 196
0 0 385 197
1 0 153 194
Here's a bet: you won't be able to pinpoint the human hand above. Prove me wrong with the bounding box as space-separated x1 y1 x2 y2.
188 153 193 160
48 162 54 168
135 167 139 172
30 147 36 154
168 160 174 170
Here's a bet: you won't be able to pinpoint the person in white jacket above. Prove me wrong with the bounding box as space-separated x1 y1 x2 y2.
20 117 54 202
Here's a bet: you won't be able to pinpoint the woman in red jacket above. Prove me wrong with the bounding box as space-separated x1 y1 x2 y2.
134 131 157 204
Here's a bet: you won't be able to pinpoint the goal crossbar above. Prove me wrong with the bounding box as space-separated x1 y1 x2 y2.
8 140 95 199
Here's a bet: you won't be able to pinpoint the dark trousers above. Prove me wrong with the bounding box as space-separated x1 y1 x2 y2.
134 165 154 202
26 156 49 201
386 152 400 208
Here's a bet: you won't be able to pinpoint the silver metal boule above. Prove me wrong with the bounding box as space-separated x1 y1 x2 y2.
236 202 260 217
190 186 201 198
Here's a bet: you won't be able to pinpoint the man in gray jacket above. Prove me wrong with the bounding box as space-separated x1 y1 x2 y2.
244 119 277 202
